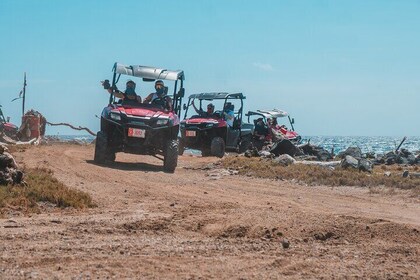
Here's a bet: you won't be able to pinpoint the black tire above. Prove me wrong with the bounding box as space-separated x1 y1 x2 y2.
211 137 225 158
94 131 108 163
178 137 185 156
106 151 116 162
239 135 252 153
164 139 178 173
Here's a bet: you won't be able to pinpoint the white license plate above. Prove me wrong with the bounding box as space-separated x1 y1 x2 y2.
186 130 196 137
128 128 146 138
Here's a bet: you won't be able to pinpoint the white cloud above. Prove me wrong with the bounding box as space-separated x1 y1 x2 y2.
253 62 274 71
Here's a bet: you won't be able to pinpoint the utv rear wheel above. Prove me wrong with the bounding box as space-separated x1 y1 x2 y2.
211 137 225 158
94 131 108 163
239 135 252 153
164 139 178 173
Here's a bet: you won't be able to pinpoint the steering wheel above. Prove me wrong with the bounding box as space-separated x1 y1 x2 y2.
213 110 223 118
151 98 165 108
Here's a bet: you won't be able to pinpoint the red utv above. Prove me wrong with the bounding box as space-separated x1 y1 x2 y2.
179 92 253 157
0 105 18 138
94 63 185 173
246 109 301 144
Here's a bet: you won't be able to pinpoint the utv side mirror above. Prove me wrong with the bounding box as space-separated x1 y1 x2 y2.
291 118 295 124
6 117 10 122
183 104 187 110
177 88 185 98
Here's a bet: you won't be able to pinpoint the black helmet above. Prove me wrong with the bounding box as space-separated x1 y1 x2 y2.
155 80 164 87
126 80 136 89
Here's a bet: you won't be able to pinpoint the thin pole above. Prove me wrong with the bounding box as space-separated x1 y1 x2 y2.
22 72 27 116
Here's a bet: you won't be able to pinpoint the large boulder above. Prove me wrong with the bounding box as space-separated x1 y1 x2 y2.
299 143 333 161
374 154 385 165
258 150 274 158
358 158 373 173
272 154 296 166
270 139 303 157
340 155 359 169
384 152 397 165
0 147 23 185
407 154 417 165
400 148 412 158
244 147 259 158
337 147 362 159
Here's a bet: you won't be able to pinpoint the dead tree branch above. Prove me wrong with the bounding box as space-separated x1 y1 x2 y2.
46 122 96 136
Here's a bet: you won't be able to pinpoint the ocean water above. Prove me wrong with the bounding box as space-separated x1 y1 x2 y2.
51 135 420 155
302 136 420 155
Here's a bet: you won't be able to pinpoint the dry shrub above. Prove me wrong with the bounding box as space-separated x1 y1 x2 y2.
0 168 95 214
222 157 420 190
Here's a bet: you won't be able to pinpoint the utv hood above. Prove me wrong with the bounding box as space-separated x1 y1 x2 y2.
118 107 168 119
183 117 220 124
3 122 18 131
111 105 180 125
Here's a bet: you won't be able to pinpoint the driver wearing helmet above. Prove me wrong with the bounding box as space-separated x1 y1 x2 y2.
102 80 142 104
143 80 173 111
192 100 215 117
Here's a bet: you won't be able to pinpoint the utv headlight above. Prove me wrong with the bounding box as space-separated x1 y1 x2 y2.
110 112 121 121
156 118 169 126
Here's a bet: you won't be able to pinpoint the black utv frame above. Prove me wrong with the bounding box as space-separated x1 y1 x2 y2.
179 92 253 157
94 62 185 173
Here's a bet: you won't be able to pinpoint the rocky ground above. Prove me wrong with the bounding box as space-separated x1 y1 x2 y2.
0 144 419 279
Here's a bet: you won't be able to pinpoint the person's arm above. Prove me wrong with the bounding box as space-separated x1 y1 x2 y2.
102 80 124 99
191 100 201 114
112 90 124 99
223 111 234 120
143 93 153 104
166 96 173 111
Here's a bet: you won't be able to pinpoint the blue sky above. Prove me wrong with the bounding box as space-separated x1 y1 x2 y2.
0 0 419 136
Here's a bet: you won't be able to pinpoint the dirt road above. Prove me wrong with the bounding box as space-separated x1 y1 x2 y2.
1 144 419 279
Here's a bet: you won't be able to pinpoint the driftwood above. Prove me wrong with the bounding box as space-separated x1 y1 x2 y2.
295 160 341 167
47 122 96 136
0 134 39 145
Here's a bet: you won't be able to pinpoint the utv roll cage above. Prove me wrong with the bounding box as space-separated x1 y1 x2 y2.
109 62 185 115
246 109 296 131
183 92 245 126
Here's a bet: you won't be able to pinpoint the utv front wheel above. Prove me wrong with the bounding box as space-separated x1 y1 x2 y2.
211 137 225 158
178 137 185 156
94 131 108 163
164 139 178 173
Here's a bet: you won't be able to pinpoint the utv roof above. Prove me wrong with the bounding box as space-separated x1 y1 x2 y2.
247 109 289 118
188 92 245 100
113 62 184 81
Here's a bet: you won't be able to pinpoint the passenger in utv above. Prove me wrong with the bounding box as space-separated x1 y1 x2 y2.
223 102 235 127
143 80 173 111
102 80 142 104
254 118 269 140
192 100 215 117
268 118 285 142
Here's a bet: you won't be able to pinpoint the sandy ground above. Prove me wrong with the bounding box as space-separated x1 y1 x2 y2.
1 144 419 279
